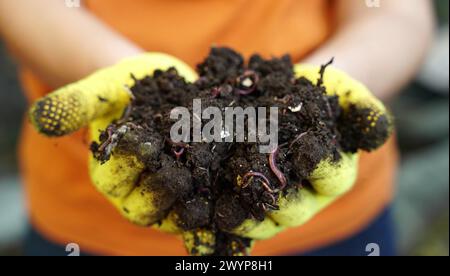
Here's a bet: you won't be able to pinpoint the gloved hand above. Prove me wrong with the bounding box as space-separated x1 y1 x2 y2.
184 63 393 255
29 56 392 256
29 53 197 234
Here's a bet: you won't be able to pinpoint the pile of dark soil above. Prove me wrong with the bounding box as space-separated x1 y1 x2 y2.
91 47 390 256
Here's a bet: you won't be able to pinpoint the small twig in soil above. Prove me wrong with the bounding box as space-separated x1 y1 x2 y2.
130 73 138 82
268 148 287 191
317 57 334 87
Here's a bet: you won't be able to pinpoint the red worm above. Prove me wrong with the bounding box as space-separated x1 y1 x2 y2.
242 172 272 191
269 147 287 190
257 202 267 212
265 192 277 205
166 139 189 148
117 104 132 124
264 202 280 211
257 179 275 194
289 131 308 149
235 87 256 96
211 87 221 98
173 147 185 161
98 126 115 152
235 70 259 95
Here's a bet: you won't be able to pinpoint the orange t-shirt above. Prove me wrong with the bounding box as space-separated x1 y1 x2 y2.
19 0 398 255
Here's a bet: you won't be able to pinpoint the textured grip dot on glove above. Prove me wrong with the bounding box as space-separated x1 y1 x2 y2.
30 93 84 136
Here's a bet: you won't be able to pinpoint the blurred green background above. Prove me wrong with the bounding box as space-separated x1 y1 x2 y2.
0 0 448 256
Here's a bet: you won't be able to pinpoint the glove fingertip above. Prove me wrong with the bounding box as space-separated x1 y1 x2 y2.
309 153 359 196
340 104 394 152
29 91 85 136
183 229 216 256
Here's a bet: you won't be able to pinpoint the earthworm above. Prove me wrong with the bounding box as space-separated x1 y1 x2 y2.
117 104 132 124
257 201 279 213
166 139 188 161
257 202 267 212
211 87 221 98
268 147 287 190
98 125 115 152
289 131 308 149
173 147 185 161
235 70 259 95
257 179 275 194
264 202 280 211
241 172 271 191
264 191 277 205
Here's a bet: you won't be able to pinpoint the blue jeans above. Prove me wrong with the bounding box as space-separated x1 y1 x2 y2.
299 208 396 256
24 208 396 256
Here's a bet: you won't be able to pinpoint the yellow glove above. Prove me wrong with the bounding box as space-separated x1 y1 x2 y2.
29 53 197 232
29 55 392 255
220 63 393 241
